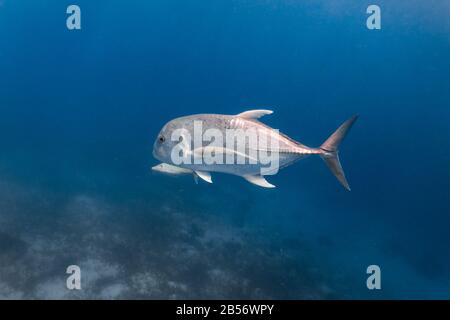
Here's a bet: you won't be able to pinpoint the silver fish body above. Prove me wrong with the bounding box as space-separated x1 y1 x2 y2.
153 110 357 189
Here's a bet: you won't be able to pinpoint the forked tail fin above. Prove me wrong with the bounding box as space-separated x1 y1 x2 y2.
319 115 358 191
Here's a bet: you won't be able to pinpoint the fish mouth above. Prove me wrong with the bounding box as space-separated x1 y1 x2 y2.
152 144 160 160
152 146 166 164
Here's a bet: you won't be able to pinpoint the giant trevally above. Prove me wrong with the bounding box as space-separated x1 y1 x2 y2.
153 110 357 190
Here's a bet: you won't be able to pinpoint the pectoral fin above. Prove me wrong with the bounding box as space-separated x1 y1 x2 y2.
237 109 273 119
195 171 212 183
243 175 275 188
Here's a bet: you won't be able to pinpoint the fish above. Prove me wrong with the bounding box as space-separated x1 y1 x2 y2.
152 162 193 175
152 109 357 190
151 162 200 183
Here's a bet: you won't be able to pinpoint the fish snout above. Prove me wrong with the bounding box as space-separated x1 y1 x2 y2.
153 136 175 164
152 141 163 161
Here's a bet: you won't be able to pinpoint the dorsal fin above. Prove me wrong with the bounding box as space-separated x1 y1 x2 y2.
237 109 273 119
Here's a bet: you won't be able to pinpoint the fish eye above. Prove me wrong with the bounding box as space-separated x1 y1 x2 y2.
159 136 165 143
178 136 183 142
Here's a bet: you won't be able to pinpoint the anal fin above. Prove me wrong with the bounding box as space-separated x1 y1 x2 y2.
243 175 275 188
195 171 213 183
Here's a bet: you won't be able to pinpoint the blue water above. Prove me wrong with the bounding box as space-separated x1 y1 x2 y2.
0 0 449 299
